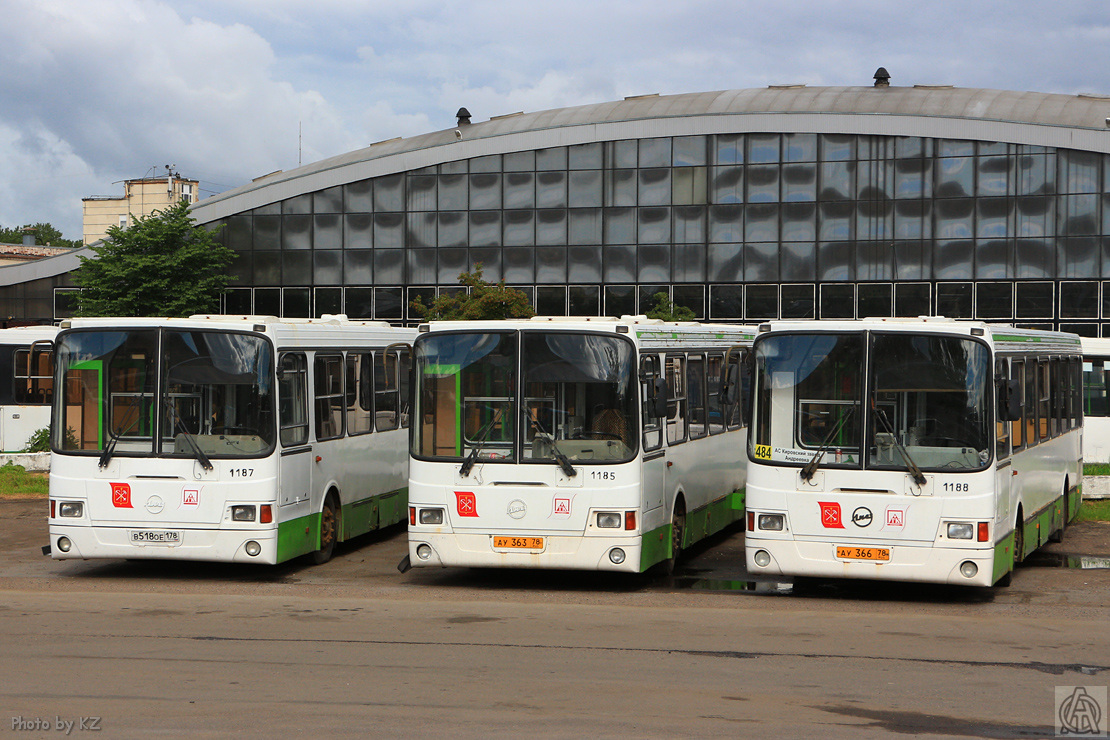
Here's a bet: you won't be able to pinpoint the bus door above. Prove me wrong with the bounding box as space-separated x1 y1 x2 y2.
995 358 1015 528
277 353 312 538
640 354 666 512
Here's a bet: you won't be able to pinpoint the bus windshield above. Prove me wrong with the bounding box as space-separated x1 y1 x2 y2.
55 329 275 458
413 331 637 464
752 331 991 473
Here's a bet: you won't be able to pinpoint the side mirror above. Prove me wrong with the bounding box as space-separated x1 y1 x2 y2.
719 365 739 407
651 377 669 418
999 378 1022 421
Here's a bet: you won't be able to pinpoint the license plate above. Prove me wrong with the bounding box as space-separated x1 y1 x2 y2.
493 536 544 550
130 530 182 545
836 545 890 562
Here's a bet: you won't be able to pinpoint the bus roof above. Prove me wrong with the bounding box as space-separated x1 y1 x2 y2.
754 317 1082 354
418 316 758 350
57 314 416 346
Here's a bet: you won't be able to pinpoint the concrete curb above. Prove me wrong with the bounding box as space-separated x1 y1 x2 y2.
1083 476 1110 500
0 453 49 472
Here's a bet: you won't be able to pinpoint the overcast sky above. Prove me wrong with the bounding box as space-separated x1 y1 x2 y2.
3 0 1110 242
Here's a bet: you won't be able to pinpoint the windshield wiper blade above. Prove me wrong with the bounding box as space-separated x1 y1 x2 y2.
459 406 506 477
871 402 926 486
169 404 213 471
800 407 855 482
523 410 577 478
98 402 145 469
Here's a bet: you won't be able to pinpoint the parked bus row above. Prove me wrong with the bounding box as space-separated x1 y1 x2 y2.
37 315 1085 588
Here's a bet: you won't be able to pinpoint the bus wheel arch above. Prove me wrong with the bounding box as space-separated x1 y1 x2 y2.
1013 505 1025 566
669 493 687 568
312 489 341 565
1050 477 1068 543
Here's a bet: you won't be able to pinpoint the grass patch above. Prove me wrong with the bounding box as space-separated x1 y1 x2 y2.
1085 463 1110 477
1079 499 1110 522
0 463 48 498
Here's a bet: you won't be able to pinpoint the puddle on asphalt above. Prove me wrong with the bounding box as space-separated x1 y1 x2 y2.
1025 553 1110 569
669 576 795 594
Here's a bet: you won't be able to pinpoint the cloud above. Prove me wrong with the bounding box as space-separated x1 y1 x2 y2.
2 0 1110 240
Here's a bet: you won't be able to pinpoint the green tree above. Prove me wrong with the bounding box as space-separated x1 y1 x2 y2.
645 292 696 322
410 265 535 320
71 200 234 317
0 222 80 248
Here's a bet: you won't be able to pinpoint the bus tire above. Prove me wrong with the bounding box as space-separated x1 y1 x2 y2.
312 495 339 565
1049 481 1067 544
1013 510 1025 566
659 498 686 576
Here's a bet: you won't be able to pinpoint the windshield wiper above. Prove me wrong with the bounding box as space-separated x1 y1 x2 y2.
168 404 213 471
523 409 577 478
800 407 855 482
871 402 926 486
98 401 146 469
459 406 506 477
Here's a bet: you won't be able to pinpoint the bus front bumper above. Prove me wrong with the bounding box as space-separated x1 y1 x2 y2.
746 537 998 587
408 532 645 573
47 524 280 564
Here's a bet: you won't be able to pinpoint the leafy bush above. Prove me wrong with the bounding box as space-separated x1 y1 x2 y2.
22 427 50 453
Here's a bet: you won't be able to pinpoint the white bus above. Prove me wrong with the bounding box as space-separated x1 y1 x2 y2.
744 318 1082 587
47 315 415 565
0 325 58 452
1081 337 1110 463
404 316 756 573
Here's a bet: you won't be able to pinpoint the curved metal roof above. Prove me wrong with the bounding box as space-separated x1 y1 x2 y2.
191 84 1110 224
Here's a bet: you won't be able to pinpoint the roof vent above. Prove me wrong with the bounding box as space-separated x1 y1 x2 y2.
456 107 471 126
873 67 891 87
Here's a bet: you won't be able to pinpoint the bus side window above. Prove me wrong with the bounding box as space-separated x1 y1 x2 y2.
666 355 687 446
398 349 411 430
706 353 724 435
640 354 664 452
1037 359 1050 441
1011 359 1024 451
376 349 401 431
278 353 308 447
1025 359 1038 446
1072 356 1083 427
995 359 1009 460
314 353 345 441
347 352 373 436
688 354 707 440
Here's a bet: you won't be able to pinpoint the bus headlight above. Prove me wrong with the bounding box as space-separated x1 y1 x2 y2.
416 544 433 561
959 560 978 578
758 514 784 531
59 502 84 518
419 508 444 525
947 522 974 540
244 541 262 557
231 505 256 522
596 512 621 528
609 548 626 564
753 549 772 567
57 537 72 552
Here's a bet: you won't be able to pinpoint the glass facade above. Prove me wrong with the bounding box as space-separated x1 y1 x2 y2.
18 130 1110 336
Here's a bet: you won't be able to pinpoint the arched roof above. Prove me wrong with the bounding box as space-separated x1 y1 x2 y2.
191 84 1110 224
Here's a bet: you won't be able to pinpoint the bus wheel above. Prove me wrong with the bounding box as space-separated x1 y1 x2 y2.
312 496 338 565
1050 485 1067 543
1013 513 1025 566
660 500 686 576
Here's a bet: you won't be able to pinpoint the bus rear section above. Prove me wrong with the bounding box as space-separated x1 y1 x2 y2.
743 320 1081 587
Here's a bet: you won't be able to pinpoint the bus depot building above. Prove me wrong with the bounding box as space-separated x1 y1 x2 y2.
10 81 1110 336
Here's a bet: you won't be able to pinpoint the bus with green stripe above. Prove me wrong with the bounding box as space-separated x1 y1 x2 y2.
744 318 1082 587
403 316 756 573
47 314 415 565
